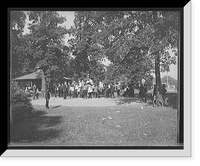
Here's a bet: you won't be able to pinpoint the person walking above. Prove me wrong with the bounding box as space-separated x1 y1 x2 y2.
45 89 51 109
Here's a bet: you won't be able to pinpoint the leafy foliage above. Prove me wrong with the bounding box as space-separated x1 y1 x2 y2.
67 11 107 80
14 11 72 87
67 11 179 88
11 11 179 91
11 82 33 123
10 11 27 78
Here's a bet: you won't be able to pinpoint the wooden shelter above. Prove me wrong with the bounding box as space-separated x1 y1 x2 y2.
13 69 46 92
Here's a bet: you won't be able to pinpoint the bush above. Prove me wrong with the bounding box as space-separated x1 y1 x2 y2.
11 82 33 123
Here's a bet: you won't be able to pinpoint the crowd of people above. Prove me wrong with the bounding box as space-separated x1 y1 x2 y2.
20 77 168 108
43 79 167 109
21 77 167 103
52 78 135 100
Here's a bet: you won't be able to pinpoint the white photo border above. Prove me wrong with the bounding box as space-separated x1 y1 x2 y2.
4 2 191 157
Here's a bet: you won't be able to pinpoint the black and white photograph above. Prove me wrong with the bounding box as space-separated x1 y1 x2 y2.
7 6 191 156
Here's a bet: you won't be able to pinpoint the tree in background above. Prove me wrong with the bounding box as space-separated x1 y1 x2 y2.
15 11 71 90
68 11 108 81
11 11 179 92
93 11 179 93
10 11 26 78
91 11 154 86
148 11 179 92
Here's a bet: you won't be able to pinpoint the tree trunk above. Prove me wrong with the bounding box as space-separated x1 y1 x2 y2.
152 11 162 93
155 51 162 93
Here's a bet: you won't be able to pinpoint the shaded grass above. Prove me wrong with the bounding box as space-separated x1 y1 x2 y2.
116 92 178 109
11 104 177 146
10 109 63 144
10 104 178 146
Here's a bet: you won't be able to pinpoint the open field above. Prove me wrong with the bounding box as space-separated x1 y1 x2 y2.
10 97 178 146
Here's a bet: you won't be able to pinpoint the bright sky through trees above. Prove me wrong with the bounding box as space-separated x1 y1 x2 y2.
23 11 178 79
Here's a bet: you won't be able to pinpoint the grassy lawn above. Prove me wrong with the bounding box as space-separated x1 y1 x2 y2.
10 100 178 146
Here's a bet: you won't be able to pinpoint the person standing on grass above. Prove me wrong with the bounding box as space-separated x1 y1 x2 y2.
88 84 93 98
117 82 121 97
70 83 75 98
54 84 58 98
45 89 51 109
74 83 78 98
161 84 167 101
60 83 64 98
93 85 100 98
83 82 88 99
32 84 37 100
58 83 61 97
77 82 81 98
63 82 67 99
36 88 39 99
142 84 148 103
140 84 147 102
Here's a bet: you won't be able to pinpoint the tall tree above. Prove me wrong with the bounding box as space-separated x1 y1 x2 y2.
149 11 179 92
68 11 106 80
93 11 179 92
92 11 154 85
18 11 70 87
10 11 26 78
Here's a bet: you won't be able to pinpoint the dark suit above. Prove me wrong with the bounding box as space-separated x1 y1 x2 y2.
45 90 51 109
63 83 67 99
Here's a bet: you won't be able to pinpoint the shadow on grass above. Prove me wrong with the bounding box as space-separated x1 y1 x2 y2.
115 93 178 109
114 96 143 105
10 109 63 144
51 105 62 109
166 93 178 109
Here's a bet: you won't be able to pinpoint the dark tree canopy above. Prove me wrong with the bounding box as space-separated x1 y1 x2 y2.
10 11 27 78
11 10 179 91
13 11 71 86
